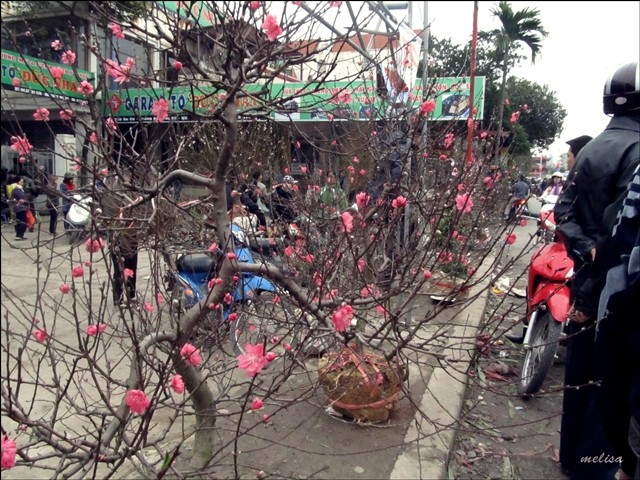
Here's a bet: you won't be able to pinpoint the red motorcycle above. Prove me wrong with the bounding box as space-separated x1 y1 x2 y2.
518 205 574 396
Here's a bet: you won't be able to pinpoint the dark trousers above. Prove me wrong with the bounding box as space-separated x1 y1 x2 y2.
596 308 638 478
47 205 58 234
14 210 27 238
111 250 138 305
560 319 618 479
63 209 71 231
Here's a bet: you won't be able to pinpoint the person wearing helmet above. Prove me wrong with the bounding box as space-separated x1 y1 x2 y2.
553 62 640 480
540 171 565 201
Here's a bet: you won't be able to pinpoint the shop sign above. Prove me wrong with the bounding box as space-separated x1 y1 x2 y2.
1 49 95 103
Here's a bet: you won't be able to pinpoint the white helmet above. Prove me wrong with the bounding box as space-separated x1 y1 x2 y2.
551 171 563 178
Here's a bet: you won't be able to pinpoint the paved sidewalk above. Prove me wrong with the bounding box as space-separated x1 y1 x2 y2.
1 226 495 479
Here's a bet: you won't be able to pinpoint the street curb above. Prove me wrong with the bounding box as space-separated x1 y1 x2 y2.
390 256 495 480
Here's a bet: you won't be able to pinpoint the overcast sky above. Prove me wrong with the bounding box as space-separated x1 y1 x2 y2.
403 1 640 159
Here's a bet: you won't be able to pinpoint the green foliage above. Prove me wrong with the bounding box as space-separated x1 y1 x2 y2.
504 77 567 151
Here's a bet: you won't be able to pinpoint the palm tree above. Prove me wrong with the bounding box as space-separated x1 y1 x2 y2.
485 1 548 160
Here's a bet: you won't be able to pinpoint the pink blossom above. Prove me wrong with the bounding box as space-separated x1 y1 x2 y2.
483 176 494 188
510 111 521 123
347 165 355 174
143 302 154 313
421 99 436 115
170 375 185 394
250 1 262 9
284 246 294 257
85 237 104 253
59 283 71 294
50 39 63 50
151 98 169 123
156 293 165 305
341 211 353 233
292 0 302 5
72 266 84 277
455 193 473 213
48 66 65 81
261 14 283 42
61 50 76 65
523 104 529 111
123 268 134 279
331 304 354 332
480 131 488 139
174 60 183 71
261 414 271 424
33 329 48 343
12 77 21 87
265 351 276 362
227 252 237 260
391 195 408 209
303 254 314 264
126 389 150 414
105 117 118 133
109 22 125 39
237 343 269 377
505 98 510 105
444 133 455 148
438 250 454 264
10 135 33 156
356 192 370 210
60 109 74 121
326 113 334 120
505 233 517 245
1 435 17 470
250 398 264 410
357 259 365 272
457 183 465 192
519 219 528 227
423 270 432 280
330 1 342 7
224 293 233 304
79 80 93 96
229 312 238 322
86 323 107 336
33 108 50 121
180 343 203 366
207 242 219 252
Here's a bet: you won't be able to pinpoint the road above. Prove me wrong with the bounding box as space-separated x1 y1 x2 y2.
451 215 567 479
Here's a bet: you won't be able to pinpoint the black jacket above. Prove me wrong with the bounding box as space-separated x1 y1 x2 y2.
554 115 640 314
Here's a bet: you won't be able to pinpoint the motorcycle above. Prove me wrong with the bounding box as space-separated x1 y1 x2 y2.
164 223 300 359
518 202 574 396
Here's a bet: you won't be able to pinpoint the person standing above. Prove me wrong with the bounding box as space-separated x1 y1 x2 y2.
45 174 60 235
10 177 28 241
554 61 640 479
59 172 75 232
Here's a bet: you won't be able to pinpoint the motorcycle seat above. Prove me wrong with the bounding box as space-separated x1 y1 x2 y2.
176 253 215 273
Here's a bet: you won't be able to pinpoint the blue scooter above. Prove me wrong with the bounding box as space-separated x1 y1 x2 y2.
164 224 300 357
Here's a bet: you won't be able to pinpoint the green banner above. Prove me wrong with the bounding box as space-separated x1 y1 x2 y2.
159 1 216 28
104 85 267 121
104 77 485 123
1 49 95 103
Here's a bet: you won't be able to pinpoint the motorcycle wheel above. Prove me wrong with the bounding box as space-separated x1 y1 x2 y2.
518 311 563 397
230 291 300 364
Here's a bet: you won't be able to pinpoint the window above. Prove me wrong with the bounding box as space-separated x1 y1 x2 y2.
110 37 153 89
1 17 87 69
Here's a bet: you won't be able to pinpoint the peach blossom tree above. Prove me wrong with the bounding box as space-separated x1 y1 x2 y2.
0 1 530 478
